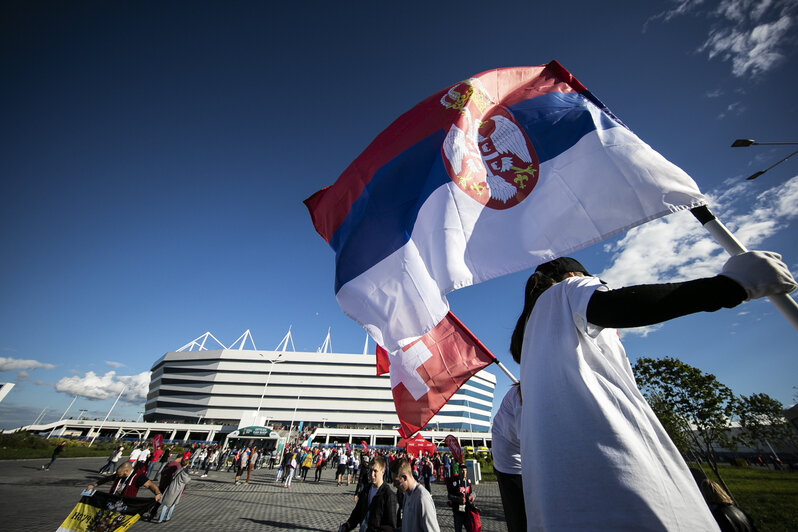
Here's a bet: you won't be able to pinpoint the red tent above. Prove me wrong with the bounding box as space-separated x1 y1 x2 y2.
397 433 436 456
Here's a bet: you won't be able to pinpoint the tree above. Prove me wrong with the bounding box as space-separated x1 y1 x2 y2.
645 392 692 457
737 393 796 458
633 356 739 496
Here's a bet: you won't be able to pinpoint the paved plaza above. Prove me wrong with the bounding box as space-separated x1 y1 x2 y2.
0 457 511 531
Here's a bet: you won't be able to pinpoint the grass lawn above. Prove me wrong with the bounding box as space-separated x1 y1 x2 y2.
694 464 798 532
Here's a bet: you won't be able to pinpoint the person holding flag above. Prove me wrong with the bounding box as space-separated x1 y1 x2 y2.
511 254 796 530
305 59 798 530
87 461 162 500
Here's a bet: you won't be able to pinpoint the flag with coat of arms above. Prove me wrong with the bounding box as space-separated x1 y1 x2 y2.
305 60 706 436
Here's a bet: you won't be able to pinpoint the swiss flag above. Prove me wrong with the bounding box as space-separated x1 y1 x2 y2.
376 312 495 438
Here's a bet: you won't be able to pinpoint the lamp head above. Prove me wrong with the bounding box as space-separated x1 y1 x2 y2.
731 139 755 147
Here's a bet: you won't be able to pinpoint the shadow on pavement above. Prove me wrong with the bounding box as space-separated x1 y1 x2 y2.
240 517 327 531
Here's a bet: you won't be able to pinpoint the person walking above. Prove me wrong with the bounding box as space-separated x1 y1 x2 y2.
246 447 258 484
99 445 125 475
390 458 440 532
42 441 67 471
137 445 151 469
202 447 218 478
268 449 277 469
128 445 142 464
283 451 297 488
153 445 172 481
315 449 326 482
301 448 313 481
512 254 796 530
446 466 479 532
340 455 398 532
337 451 349 487
234 447 249 485
157 464 190 523
146 445 163 479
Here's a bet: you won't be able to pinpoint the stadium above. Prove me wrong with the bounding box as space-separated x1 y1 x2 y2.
144 330 497 447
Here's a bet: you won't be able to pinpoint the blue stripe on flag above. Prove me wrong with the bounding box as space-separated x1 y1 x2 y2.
331 130 448 292
331 92 620 293
509 92 620 164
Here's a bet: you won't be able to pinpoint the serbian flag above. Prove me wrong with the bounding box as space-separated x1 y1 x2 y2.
376 312 495 437
58 490 153 531
305 60 705 354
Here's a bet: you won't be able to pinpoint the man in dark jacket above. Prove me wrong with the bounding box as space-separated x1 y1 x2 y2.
341 455 397 532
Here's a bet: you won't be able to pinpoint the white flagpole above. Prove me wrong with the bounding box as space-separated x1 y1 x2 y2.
47 396 78 439
58 396 78 421
493 360 519 384
89 386 126 446
691 206 798 332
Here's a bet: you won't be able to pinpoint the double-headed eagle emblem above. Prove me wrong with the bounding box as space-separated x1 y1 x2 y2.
441 78 539 210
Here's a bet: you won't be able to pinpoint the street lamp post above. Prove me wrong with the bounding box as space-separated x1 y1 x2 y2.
286 393 301 444
256 353 284 425
731 138 798 180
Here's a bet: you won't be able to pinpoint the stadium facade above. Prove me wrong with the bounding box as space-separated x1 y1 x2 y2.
144 331 496 435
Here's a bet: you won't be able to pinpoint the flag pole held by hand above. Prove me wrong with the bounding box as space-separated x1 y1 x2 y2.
691 205 798 332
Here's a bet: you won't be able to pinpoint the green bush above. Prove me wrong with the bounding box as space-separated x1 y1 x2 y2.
0 432 124 460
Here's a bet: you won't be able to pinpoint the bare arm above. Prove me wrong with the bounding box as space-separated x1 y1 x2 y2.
143 480 162 502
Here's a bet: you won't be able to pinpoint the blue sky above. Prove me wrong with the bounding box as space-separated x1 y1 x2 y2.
1 1 797 429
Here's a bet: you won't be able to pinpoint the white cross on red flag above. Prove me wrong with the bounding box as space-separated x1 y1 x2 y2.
376 312 495 438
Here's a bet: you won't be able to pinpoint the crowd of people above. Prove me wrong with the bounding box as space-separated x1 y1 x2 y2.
82 438 485 530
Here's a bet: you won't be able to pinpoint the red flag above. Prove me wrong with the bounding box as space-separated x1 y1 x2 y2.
361 440 368 453
152 434 163 450
445 434 463 464
385 312 495 438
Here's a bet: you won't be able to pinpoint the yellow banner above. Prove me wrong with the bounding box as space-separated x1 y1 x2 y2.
58 498 142 532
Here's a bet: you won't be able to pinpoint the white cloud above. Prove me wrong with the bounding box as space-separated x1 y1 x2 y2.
648 0 796 77
701 15 793 77
55 371 150 404
619 324 665 338
718 101 746 119
599 175 798 336
16 371 29 381
0 357 56 372
645 0 706 28
105 361 125 369
600 175 798 286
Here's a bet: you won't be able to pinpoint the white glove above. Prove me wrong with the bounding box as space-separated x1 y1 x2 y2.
720 251 797 300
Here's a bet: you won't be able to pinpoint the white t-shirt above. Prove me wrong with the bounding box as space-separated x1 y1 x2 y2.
138 449 150 462
491 385 522 475
519 276 719 531
128 448 142 462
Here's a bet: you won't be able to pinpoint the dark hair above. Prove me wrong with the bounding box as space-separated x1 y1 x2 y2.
509 258 590 363
509 272 556 363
